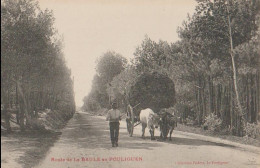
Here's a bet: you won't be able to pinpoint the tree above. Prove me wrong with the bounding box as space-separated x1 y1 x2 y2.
177 0 260 134
82 51 127 110
96 51 127 84
1 0 75 131
107 65 139 110
133 36 172 74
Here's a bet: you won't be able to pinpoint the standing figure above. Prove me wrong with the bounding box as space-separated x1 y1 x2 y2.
106 102 121 147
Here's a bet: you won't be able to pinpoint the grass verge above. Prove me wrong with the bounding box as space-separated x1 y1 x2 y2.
176 124 260 147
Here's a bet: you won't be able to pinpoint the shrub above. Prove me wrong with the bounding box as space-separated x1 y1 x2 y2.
203 113 222 132
244 122 260 139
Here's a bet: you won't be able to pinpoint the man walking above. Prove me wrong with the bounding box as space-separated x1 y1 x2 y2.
106 102 121 147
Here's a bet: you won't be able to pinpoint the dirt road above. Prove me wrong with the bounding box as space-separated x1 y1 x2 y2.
36 111 260 168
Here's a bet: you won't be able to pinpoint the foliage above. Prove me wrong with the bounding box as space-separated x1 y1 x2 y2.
203 113 222 132
82 51 127 111
133 36 172 74
244 122 260 139
81 0 260 137
1 0 75 131
81 90 101 112
235 27 260 75
176 0 260 132
96 51 127 83
106 66 138 109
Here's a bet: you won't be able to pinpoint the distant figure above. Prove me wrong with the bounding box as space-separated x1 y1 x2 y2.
106 102 121 147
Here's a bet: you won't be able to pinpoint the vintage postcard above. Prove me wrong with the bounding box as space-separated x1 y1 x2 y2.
1 0 260 168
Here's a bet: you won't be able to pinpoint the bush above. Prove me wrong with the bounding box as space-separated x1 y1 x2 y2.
203 113 222 132
34 109 72 131
186 116 196 126
244 122 260 139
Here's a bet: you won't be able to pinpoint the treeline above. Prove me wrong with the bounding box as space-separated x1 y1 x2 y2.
83 0 260 137
1 0 75 132
82 51 127 111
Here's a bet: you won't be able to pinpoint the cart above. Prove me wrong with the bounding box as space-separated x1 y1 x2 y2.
125 104 141 137
124 71 176 137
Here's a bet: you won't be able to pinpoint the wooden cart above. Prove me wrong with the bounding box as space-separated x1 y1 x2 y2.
125 104 141 137
124 71 175 137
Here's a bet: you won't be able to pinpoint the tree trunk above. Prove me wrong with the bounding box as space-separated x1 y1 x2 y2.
19 99 25 132
226 5 246 130
251 74 257 123
230 81 234 135
2 86 12 133
3 106 12 133
197 77 203 125
208 75 213 114
256 72 259 122
16 81 31 127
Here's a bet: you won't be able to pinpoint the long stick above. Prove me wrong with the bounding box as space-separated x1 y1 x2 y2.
133 103 140 109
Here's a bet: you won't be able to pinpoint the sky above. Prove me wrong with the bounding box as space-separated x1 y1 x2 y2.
38 0 197 107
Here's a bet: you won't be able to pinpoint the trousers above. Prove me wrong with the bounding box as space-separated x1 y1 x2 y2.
109 122 119 143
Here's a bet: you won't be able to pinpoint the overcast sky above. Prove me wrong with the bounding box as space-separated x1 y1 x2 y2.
38 0 197 107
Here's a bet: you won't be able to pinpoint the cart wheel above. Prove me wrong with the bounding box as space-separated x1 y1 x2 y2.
126 119 134 137
129 120 134 137
127 105 134 137
126 118 131 135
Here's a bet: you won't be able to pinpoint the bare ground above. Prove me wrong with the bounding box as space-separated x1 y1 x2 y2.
37 111 259 168
2 111 260 168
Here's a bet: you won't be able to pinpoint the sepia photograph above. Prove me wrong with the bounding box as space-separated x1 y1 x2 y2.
1 0 260 168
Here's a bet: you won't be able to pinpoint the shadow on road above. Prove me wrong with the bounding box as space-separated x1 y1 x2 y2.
56 113 163 150
1 130 62 168
117 133 163 150
156 136 236 148
59 112 238 151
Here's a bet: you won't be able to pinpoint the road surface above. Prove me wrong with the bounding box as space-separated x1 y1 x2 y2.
36 111 260 168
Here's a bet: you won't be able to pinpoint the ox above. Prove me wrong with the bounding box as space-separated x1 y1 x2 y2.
159 112 177 141
139 108 159 140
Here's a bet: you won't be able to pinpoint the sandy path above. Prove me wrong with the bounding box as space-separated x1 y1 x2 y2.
36 111 260 168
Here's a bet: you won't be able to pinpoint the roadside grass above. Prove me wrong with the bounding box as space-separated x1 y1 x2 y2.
86 110 260 147
175 123 260 147
1 109 74 168
1 130 62 168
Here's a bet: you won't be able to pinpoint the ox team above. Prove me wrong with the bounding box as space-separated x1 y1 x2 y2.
139 108 177 141
106 102 177 147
